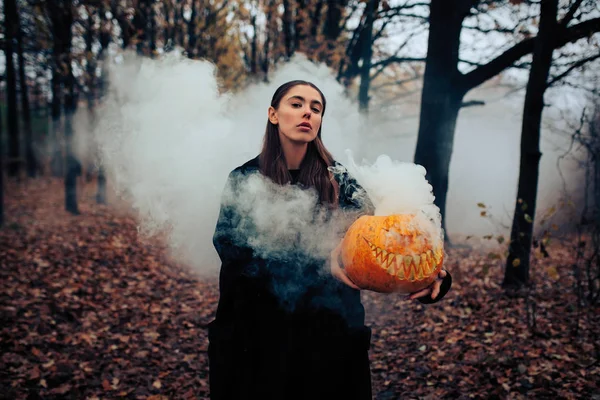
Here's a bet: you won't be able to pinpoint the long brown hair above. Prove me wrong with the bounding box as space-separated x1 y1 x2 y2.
259 80 339 206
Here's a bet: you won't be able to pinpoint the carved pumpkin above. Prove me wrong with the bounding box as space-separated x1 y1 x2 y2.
340 214 444 294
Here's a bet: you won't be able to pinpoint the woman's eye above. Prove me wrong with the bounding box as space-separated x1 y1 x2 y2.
292 103 302 107
312 108 321 113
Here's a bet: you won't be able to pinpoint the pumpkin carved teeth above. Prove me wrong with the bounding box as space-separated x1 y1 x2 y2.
413 255 421 269
396 261 405 279
362 236 440 282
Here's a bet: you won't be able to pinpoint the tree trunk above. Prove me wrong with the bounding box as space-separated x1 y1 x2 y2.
413 0 468 240
133 0 149 55
178 1 186 49
0 104 4 226
111 0 131 49
503 0 558 289
323 0 346 40
149 1 157 56
358 0 377 112
172 1 179 46
15 4 35 178
187 0 198 58
294 0 306 51
50 68 63 177
4 0 21 178
163 1 171 49
85 9 96 182
48 1 79 214
96 4 111 205
282 0 294 58
250 15 258 75
64 68 80 215
262 0 274 80
311 0 324 38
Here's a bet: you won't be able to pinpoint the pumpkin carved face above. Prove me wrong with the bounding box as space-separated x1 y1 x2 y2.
340 214 444 293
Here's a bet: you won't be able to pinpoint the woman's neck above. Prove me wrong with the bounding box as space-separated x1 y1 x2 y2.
280 137 308 169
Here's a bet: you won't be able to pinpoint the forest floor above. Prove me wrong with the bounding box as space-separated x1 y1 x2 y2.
1 178 598 399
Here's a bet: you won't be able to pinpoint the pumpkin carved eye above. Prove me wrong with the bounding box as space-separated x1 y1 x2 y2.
340 214 444 294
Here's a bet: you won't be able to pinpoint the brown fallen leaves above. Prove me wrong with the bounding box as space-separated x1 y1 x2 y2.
1 179 216 399
1 178 598 399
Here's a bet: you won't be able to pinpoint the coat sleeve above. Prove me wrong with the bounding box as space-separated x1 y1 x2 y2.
213 172 254 267
336 166 375 216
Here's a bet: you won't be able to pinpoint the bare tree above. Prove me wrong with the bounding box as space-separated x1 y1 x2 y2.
47 0 80 214
0 101 4 227
4 0 21 178
413 0 600 240
503 0 559 289
16 0 36 178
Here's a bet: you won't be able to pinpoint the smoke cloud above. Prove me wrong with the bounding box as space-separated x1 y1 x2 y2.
93 51 371 274
92 50 584 275
340 151 444 251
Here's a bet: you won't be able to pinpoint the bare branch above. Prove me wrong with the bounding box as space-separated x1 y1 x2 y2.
384 2 430 11
371 26 425 79
461 17 600 92
462 25 515 34
559 0 584 28
547 52 600 88
376 10 428 21
459 58 484 67
461 100 485 108
371 75 421 90
371 56 426 69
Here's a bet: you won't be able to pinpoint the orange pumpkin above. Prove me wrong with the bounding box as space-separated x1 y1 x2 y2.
340 214 444 294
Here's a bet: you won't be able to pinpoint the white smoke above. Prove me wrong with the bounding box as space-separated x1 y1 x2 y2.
340 151 444 252
93 50 380 274
91 48 586 274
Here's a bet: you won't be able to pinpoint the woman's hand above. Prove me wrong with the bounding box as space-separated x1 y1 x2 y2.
406 269 448 301
330 242 360 290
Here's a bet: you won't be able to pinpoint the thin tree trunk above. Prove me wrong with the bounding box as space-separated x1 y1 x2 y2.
48 0 79 214
85 8 96 182
111 0 131 49
294 0 305 51
64 68 80 215
163 0 171 49
262 0 273 81
250 14 258 75
50 69 63 176
178 1 186 49
97 3 110 205
187 0 198 58
133 0 149 55
503 0 558 289
149 0 157 56
282 0 294 58
172 0 179 46
358 0 377 113
4 0 21 178
413 0 468 241
15 4 35 178
311 0 324 38
0 105 4 226
323 0 346 40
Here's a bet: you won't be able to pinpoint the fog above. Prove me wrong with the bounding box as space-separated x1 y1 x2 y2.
92 51 584 275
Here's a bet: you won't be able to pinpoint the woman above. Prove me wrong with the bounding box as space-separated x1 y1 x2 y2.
208 80 451 400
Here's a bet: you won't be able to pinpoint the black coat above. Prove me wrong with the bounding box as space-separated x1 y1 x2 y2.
207 156 451 400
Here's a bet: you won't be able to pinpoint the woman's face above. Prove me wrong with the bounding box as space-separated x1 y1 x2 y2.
268 85 324 145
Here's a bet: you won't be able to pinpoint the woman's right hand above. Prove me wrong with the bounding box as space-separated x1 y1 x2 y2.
330 242 360 290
